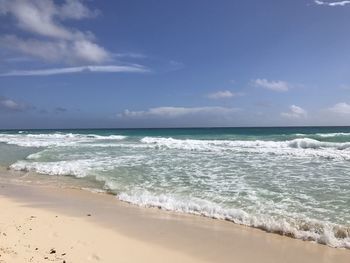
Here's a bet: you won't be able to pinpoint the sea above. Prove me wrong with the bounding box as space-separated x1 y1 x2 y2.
0 127 349 248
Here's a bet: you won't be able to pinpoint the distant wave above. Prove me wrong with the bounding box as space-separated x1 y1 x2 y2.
140 137 350 160
141 136 350 149
295 132 350 138
0 133 127 147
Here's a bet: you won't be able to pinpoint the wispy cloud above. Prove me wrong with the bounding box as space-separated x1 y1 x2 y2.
54 107 68 114
113 53 148 59
0 35 110 65
314 0 350 6
3 56 33 63
339 84 350 90
254 101 273 108
118 106 241 119
327 102 350 114
0 65 149 77
207 90 235 99
281 105 307 119
0 0 109 64
0 96 33 112
59 0 100 19
253 78 290 92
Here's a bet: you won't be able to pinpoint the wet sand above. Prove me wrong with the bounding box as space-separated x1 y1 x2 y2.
0 175 350 262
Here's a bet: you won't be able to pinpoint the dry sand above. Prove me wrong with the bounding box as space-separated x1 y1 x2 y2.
0 178 350 263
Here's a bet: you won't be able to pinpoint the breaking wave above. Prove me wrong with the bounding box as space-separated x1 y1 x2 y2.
140 137 350 160
0 133 127 147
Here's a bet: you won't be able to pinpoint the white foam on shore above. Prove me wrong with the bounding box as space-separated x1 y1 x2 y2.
10 160 91 177
10 154 146 177
118 191 350 249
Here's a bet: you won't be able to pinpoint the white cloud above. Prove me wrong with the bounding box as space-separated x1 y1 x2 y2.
59 0 100 20
0 0 109 64
207 90 235 99
314 0 350 6
0 35 109 65
281 105 307 119
0 0 97 39
328 102 350 114
118 106 241 119
72 39 109 64
167 60 185 71
253 78 290 92
0 65 149 77
1 99 19 110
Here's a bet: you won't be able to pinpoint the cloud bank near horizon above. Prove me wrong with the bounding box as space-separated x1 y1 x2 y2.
118 106 241 119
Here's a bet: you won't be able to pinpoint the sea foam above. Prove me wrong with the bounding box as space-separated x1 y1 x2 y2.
118 191 350 249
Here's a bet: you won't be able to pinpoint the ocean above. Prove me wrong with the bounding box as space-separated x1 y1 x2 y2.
0 127 349 248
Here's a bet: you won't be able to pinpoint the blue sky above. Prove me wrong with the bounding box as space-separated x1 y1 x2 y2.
1 0 350 128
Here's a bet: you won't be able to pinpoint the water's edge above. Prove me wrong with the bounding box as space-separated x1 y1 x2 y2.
0 165 348 250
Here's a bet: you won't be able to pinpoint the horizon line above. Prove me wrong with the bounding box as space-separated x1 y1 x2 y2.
1 125 350 131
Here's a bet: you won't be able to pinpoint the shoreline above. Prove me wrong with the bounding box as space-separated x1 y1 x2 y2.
1 175 350 262
3 166 350 250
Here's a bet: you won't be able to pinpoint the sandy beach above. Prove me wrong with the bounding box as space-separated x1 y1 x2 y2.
0 173 349 263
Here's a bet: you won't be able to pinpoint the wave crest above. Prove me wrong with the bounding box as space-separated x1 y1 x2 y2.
140 137 350 159
0 133 127 147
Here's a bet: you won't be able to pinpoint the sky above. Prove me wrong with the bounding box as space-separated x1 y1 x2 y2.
1 0 350 129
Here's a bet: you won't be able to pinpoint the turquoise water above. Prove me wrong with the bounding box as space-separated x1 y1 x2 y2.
0 127 350 248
